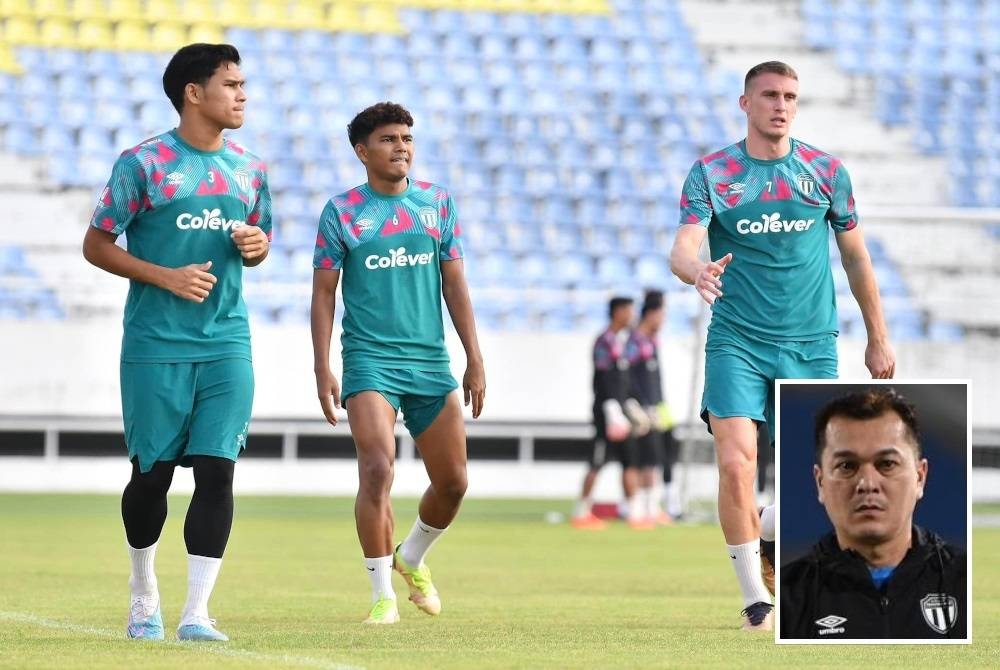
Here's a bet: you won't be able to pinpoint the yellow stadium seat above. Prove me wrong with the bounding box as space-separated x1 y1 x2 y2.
106 0 143 20
77 16 114 47
0 0 33 18
286 0 326 29
38 17 77 47
325 2 361 30
144 2 178 23
112 18 149 49
187 21 224 44
0 42 25 73
183 0 218 22
252 0 291 29
216 0 257 28
2 16 40 44
32 0 73 19
70 0 108 20
358 2 403 33
150 20 188 50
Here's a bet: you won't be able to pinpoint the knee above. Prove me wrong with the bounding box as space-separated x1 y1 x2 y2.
192 457 235 493
436 469 468 505
716 450 754 485
358 458 394 496
128 465 173 499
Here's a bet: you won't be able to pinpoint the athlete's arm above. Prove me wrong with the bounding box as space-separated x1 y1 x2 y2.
311 268 342 425
835 228 895 379
669 224 732 305
82 226 217 303
232 225 269 267
440 259 485 419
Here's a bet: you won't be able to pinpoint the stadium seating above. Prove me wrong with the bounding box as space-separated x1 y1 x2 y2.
806 0 1000 207
0 0 965 339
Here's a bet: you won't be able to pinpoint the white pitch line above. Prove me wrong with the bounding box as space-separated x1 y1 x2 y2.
0 611 365 670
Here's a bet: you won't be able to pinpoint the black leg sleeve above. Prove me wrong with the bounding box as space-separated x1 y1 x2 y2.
183 456 235 559
121 458 176 549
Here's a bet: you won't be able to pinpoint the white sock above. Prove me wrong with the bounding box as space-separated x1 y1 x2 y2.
364 555 395 602
180 554 222 625
128 542 158 601
627 494 643 520
573 497 593 519
663 483 683 517
644 485 663 517
399 517 446 567
760 505 775 542
727 541 772 608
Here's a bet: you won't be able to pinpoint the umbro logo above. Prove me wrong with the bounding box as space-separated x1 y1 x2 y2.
815 614 847 636
166 171 185 185
727 182 745 194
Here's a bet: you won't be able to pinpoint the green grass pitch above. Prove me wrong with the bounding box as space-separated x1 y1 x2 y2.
0 494 997 669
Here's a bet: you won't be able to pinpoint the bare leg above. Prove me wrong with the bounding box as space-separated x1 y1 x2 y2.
413 393 468 528
347 392 399 557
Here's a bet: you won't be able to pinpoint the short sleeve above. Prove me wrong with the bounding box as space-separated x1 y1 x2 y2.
438 193 464 261
89 152 149 235
678 160 713 228
314 200 347 270
248 163 273 241
828 162 857 233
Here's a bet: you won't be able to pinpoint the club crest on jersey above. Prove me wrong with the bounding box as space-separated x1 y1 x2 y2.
418 207 439 230
796 173 815 196
920 594 958 634
234 168 251 192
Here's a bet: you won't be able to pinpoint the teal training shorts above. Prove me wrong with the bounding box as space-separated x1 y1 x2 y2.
701 327 837 439
343 368 459 437
120 358 254 473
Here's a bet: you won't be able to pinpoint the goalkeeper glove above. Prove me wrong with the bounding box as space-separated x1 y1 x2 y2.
623 398 652 437
602 399 631 442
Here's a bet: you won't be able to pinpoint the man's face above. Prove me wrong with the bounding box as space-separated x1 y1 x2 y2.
739 72 798 143
356 123 413 182
191 61 246 130
814 412 927 550
612 304 634 329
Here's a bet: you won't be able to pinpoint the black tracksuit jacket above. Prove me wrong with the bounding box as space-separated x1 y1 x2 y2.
780 525 967 639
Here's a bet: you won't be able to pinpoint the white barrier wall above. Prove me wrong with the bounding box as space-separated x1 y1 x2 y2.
2 320 999 427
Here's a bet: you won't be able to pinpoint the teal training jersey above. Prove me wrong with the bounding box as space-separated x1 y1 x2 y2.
313 179 463 373
90 130 272 362
679 138 856 341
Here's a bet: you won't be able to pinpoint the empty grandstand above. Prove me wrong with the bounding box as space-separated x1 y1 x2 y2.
1 0 999 502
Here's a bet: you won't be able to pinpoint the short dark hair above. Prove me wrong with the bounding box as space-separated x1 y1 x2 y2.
814 387 921 463
744 61 798 92
608 296 634 319
640 289 664 319
162 43 241 113
347 102 415 147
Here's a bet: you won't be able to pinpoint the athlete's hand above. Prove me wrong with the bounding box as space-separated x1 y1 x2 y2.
166 261 217 303
463 359 486 419
865 337 896 379
315 368 342 425
695 253 732 305
231 225 268 260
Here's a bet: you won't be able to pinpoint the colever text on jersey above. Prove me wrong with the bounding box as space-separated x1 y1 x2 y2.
736 212 815 235
175 209 246 231
365 247 434 270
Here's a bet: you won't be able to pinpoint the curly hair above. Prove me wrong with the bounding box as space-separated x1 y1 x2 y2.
347 102 414 147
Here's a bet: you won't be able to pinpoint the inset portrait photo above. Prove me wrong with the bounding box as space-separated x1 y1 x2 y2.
775 381 970 643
